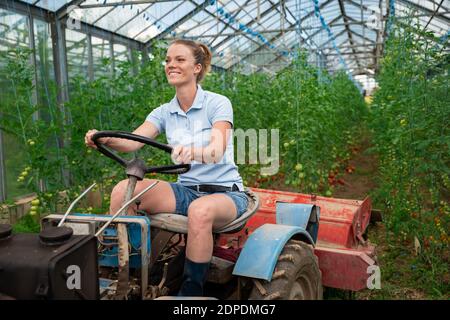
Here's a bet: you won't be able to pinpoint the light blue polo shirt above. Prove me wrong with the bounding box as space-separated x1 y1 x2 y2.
146 85 244 191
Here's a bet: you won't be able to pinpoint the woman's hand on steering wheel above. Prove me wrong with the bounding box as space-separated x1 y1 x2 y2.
171 145 193 164
85 129 110 149
90 130 191 175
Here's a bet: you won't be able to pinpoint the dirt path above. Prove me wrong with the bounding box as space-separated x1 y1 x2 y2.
332 132 379 201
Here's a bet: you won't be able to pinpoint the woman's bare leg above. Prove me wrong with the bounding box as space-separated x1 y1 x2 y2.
186 194 237 263
109 178 176 215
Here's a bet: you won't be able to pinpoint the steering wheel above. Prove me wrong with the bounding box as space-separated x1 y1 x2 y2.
92 130 190 180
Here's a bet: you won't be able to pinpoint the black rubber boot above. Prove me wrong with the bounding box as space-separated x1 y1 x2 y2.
177 258 210 297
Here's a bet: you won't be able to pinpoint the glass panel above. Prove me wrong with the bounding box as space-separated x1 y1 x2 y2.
34 18 56 115
66 28 88 80
135 1 193 42
183 16 222 37
33 0 71 12
113 43 128 62
0 8 29 51
118 1 182 39
234 0 271 25
91 35 110 78
222 0 239 13
209 35 228 48
0 9 34 199
73 6 113 27
156 1 195 34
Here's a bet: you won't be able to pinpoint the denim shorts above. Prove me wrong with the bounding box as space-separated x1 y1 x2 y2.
169 183 249 218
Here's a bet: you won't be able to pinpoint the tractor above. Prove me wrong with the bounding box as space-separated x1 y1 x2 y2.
0 131 377 300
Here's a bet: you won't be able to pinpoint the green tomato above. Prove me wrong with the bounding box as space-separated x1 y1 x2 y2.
295 163 303 171
298 172 305 179
31 199 40 206
30 205 38 211
29 210 37 216
283 142 289 148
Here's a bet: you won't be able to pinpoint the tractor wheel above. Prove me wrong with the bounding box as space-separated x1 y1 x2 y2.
248 239 323 300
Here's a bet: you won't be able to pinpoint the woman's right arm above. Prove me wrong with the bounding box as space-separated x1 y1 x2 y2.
85 121 160 153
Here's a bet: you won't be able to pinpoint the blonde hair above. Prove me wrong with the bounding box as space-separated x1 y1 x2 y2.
170 39 212 82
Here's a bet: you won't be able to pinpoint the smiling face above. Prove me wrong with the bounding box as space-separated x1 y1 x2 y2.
165 44 202 87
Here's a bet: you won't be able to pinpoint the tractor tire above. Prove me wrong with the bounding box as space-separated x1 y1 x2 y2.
248 239 323 300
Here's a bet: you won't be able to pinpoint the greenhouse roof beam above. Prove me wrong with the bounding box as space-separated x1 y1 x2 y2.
201 4 290 63
422 0 445 30
0 0 53 22
349 28 376 44
224 1 326 69
303 15 343 44
207 0 252 47
343 0 384 33
338 0 361 68
174 1 251 43
345 15 377 37
60 18 143 50
78 0 176 9
113 3 155 34
397 0 450 23
56 0 85 20
256 49 294 73
395 19 446 43
144 0 210 46
255 33 331 74
228 6 304 70
323 43 383 51
317 29 347 49
210 0 282 52
343 0 370 15
325 51 375 56
210 0 326 53
134 0 185 41
167 21 374 39
281 0 324 50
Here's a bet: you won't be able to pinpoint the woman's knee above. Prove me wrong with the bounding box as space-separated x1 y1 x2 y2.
187 201 215 230
110 179 129 199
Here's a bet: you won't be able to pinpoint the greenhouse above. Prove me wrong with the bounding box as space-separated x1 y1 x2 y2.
0 0 448 301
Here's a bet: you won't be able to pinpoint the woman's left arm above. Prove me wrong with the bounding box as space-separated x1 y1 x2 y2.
171 121 231 164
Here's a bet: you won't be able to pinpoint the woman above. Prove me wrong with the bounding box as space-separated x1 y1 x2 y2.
85 39 248 297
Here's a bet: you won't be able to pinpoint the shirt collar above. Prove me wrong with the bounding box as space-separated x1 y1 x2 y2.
169 85 206 114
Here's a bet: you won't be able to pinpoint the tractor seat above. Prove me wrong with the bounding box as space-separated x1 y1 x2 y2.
147 189 259 234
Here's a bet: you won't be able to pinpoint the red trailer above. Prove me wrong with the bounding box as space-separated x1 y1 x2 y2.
217 187 377 293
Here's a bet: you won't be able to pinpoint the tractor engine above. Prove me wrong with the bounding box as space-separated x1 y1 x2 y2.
0 224 99 300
